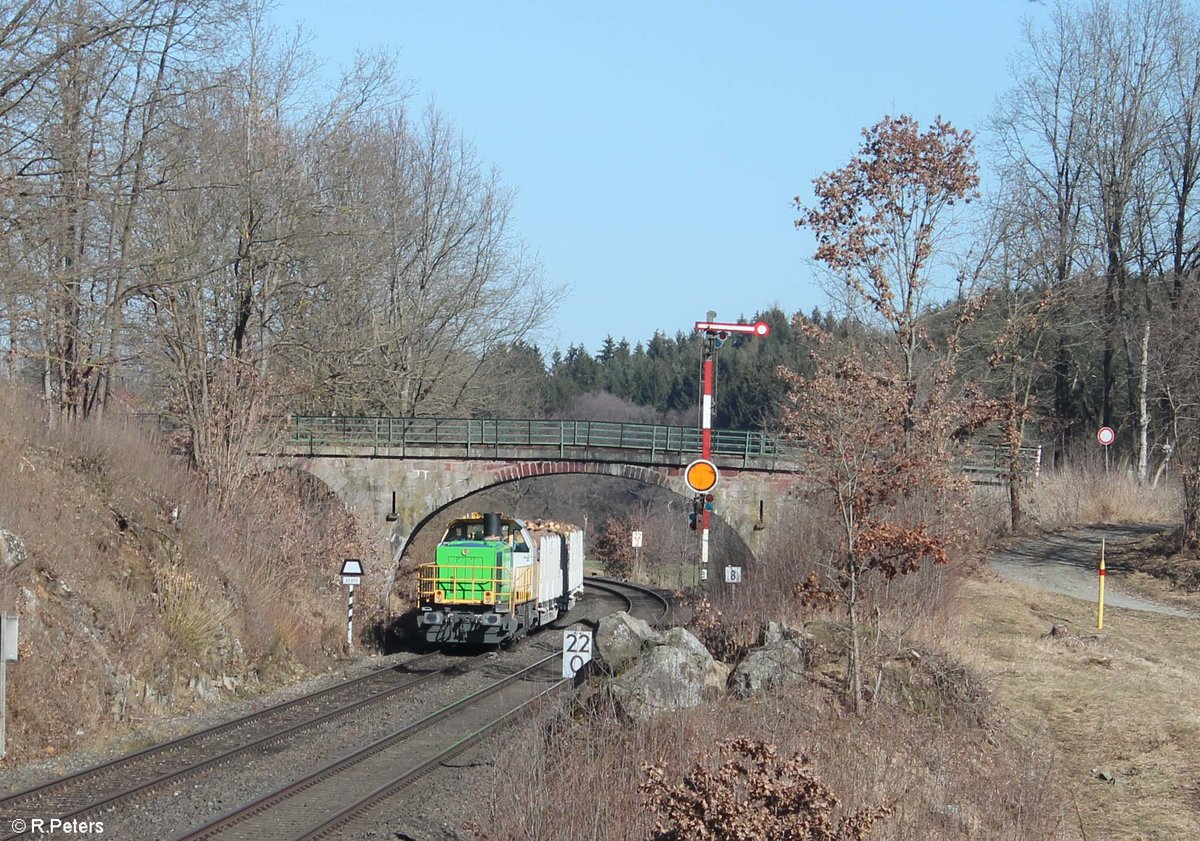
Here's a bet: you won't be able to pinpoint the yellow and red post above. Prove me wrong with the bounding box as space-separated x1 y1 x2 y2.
1097 538 1106 630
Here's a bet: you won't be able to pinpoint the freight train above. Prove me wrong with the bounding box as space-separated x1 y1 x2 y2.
416 512 584 645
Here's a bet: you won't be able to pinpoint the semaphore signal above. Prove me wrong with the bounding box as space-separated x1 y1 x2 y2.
694 320 771 337
691 316 770 582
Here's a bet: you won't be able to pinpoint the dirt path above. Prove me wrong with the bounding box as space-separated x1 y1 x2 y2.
988 523 1193 618
961 524 1200 839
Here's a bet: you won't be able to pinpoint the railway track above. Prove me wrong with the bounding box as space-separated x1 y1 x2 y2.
172 578 668 839
584 576 671 627
0 576 670 841
0 651 487 839
174 649 567 841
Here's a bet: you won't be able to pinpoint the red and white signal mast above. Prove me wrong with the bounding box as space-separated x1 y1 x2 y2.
691 315 771 581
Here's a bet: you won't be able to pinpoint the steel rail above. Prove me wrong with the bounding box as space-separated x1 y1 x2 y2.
584 576 671 628
293 581 671 839
0 652 490 840
295 679 570 841
173 650 564 841
579 577 635 615
0 652 441 810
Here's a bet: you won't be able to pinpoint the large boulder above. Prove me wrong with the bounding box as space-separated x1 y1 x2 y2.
595 611 658 675
728 622 812 699
608 625 726 722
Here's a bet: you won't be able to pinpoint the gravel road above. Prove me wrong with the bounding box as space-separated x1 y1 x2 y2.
988 524 1193 617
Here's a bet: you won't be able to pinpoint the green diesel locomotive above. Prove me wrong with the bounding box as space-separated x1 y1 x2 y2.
416 512 584 645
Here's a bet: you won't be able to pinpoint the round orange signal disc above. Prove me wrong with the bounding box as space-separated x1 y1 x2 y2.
684 459 719 493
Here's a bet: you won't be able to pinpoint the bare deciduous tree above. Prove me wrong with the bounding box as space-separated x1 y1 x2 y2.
795 114 979 447
778 330 978 713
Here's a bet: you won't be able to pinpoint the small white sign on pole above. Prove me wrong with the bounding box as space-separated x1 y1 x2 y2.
0 615 16 662
0 613 14 759
562 629 593 678
631 530 643 548
340 558 364 587
339 560 364 649
725 566 743 584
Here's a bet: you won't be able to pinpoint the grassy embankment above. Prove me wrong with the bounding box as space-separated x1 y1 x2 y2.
960 469 1198 840
476 467 1197 840
0 387 384 765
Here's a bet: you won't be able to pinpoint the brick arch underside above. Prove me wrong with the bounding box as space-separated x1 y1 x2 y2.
395 459 753 564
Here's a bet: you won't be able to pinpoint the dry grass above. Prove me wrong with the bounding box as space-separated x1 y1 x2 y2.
953 571 1200 839
0 385 384 761
477 651 1068 841
975 465 1182 534
474 484 1062 837
474 459 1200 840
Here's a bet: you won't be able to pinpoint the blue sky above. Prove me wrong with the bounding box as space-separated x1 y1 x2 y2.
272 1 1044 355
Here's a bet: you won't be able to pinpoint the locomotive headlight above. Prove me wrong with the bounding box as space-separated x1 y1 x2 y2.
482 591 494 605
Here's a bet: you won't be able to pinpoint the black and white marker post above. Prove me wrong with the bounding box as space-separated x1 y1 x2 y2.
340 559 364 650
0 613 18 759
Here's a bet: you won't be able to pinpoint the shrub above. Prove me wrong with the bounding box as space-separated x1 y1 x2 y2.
641 738 893 841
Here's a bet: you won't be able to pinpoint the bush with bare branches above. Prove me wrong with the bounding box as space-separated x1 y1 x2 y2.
641 738 893 841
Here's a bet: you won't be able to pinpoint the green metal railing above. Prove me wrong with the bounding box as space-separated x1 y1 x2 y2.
283 416 1043 481
286 416 790 465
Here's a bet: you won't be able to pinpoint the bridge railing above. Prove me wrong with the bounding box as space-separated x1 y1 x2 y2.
287 416 792 467
959 443 1044 485
284 416 1042 481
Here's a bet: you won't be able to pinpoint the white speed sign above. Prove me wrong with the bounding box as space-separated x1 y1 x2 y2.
562 630 593 678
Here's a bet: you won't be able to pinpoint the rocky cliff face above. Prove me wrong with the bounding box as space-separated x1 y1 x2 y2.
0 395 381 764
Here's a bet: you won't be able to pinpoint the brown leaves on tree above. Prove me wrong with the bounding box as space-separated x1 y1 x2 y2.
777 324 979 711
795 115 979 385
796 116 979 315
592 514 637 577
640 738 892 841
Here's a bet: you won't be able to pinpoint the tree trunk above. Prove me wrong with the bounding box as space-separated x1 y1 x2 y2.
847 562 862 715
1183 466 1200 550
1136 320 1150 483
1054 336 1072 467
1009 478 1023 532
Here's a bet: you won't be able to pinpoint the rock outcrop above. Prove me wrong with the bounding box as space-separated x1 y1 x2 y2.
594 610 657 675
594 612 728 722
587 614 843 720
728 621 812 699
0 527 27 570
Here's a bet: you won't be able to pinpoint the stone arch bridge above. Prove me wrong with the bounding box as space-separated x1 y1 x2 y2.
279 416 798 565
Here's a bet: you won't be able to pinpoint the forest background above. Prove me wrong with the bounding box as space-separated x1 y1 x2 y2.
0 0 1199 522
2 6 1200 833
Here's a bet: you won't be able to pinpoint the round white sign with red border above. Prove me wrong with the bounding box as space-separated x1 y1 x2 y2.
1096 426 1115 446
